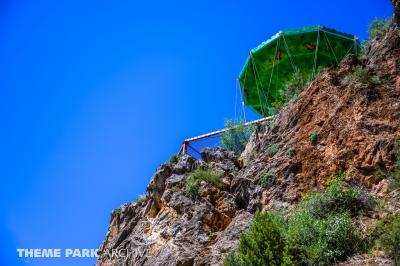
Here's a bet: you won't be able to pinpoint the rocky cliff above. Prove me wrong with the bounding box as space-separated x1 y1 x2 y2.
96 14 400 266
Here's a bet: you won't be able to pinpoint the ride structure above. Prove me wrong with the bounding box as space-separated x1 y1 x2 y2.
239 25 359 116
178 26 359 157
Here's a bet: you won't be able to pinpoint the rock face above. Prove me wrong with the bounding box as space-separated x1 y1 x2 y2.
96 151 251 266
96 23 400 266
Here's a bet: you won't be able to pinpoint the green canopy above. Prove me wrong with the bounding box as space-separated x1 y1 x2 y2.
239 26 359 116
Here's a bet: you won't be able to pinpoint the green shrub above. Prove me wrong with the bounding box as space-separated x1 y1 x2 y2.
269 72 308 114
225 174 369 266
259 172 274 188
185 168 223 196
370 75 390 86
286 147 296 157
368 17 392 40
113 207 122 215
133 194 147 204
389 142 400 191
266 144 280 157
309 131 318 145
359 17 393 55
225 211 286 266
224 251 239 266
286 211 360 265
376 213 400 264
351 65 390 86
301 174 374 218
281 72 307 103
169 154 179 164
221 119 254 155
351 65 369 83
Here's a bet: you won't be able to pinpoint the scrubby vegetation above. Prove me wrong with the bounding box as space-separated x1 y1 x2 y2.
225 175 374 266
286 147 296 157
221 119 254 155
224 211 286 266
375 213 400 264
269 72 308 115
368 17 393 40
169 154 179 164
133 194 147 204
113 207 122 215
309 131 318 145
360 16 393 55
185 168 223 196
351 65 390 86
266 143 280 157
259 172 274 188
389 142 400 191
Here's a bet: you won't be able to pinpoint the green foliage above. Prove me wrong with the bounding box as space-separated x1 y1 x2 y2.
351 65 390 86
389 142 400 191
301 174 374 218
376 213 400 264
133 194 147 204
225 211 286 266
169 154 179 164
368 17 392 40
309 131 318 145
360 17 393 57
221 119 254 155
224 251 240 266
351 65 369 83
286 211 360 265
286 147 296 157
281 71 307 103
284 175 366 264
266 144 280 157
225 175 370 266
259 172 274 188
185 168 223 196
113 207 122 215
269 72 308 115
227 197 235 208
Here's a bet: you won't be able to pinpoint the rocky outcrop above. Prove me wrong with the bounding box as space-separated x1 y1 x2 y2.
97 13 400 266
96 151 250 266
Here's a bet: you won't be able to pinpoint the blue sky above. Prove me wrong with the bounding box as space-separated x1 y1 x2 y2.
0 0 393 265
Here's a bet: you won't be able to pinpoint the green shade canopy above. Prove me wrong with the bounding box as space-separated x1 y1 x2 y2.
239 26 359 116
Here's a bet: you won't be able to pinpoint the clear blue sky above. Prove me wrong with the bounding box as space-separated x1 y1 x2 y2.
0 1 393 265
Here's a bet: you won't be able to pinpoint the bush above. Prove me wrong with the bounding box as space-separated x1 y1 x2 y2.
225 174 369 266
269 72 308 115
225 211 286 266
301 174 374 218
113 207 122 215
389 142 400 191
309 131 318 145
185 168 223 196
133 194 147 204
351 65 390 86
360 17 393 55
259 172 274 188
351 65 369 83
286 147 296 157
376 213 400 264
169 154 179 164
368 17 392 40
286 211 360 265
221 119 254 155
266 144 280 157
